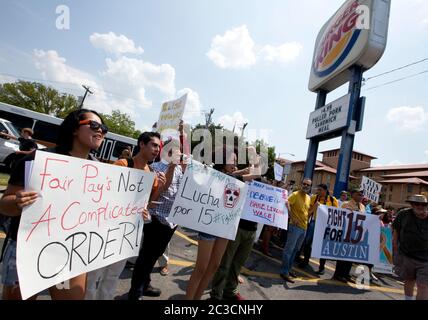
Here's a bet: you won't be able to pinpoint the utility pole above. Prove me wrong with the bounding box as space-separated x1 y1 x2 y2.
205 108 215 128
79 85 93 109
240 122 248 138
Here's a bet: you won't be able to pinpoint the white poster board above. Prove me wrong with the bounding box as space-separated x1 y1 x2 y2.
168 160 247 240
156 94 187 138
17 151 155 300
241 181 288 230
312 205 380 265
361 176 382 203
274 162 284 181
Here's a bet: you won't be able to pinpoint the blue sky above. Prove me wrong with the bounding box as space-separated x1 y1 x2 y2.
0 0 427 166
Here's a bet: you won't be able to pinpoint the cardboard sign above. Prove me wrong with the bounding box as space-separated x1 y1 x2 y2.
156 94 187 138
241 181 288 230
17 151 155 299
312 205 380 265
168 161 247 240
274 162 284 181
361 176 382 203
373 226 394 274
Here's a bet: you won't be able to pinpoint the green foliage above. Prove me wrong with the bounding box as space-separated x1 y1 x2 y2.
0 81 78 117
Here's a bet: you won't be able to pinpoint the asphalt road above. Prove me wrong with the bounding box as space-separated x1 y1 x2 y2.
0 227 405 300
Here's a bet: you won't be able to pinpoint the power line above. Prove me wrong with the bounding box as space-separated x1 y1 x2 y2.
364 57 428 82
363 69 428 91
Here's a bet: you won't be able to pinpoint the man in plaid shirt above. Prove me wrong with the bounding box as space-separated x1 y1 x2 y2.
128 139 184 299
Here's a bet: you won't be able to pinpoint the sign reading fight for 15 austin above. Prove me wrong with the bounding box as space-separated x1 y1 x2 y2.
312 205 380 265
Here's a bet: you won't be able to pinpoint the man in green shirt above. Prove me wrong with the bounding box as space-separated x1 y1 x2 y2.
393 194 428 300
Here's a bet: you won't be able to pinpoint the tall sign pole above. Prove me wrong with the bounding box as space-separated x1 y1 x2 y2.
304 0 391 197
333 65 363 197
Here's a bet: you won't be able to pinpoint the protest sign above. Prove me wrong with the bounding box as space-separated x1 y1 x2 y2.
168 160 246 240
274 162 284 181
17 151 155 300
361 176 382 203
312 205 380 265
241 181 288 230
373 226 394 274
156 94 187 138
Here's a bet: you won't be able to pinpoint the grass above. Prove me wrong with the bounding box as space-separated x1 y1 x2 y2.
0 172 10 187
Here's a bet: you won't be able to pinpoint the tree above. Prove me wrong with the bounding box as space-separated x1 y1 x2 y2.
0 81 78 117
100 110 141 138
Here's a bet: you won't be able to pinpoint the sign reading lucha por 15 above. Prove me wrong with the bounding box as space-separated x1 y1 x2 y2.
308 0 391 92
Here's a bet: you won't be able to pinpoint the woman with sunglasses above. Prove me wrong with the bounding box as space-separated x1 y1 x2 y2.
0 109 108 300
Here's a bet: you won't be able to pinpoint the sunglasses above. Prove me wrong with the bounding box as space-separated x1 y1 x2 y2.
79 120 108 134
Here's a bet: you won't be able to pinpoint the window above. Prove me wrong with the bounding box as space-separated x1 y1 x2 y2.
390 185 393 192
33 121 60 143
0 122 8 134
407 184 413 193
0 110 35 131
389 195 392 201
112 141 134 158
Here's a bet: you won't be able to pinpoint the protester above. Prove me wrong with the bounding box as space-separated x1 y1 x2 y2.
279 178 312 283
185 147 239 300
126 138 183 300
333 187 365 283
209 151 261 300
0 109 108 300
118 146 132 160
158 244 170 276
86 132 165 300
393 194 428 300
300 184 338 275
338 190 348 207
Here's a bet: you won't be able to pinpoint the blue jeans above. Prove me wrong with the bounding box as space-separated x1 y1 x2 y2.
281 224 306 275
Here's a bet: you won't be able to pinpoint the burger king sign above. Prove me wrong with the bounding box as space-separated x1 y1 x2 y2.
309 0 391 92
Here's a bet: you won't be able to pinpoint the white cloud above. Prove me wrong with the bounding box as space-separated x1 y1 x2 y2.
217 111 249 134
207 25 303 69
260 42 303 64
102 56 176 103
33 49 139 116
386 106 427 131
177 88 202 124
90 32 144 56
207 25 257 69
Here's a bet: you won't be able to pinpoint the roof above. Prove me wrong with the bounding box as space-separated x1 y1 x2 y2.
380 178 428 186
276 157 294 165
292 160 325 167
314 166 357 179
381 171 428 178
320 148 377 159
361 164 428 172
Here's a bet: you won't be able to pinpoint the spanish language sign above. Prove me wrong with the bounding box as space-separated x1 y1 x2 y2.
373 226 394 274
312 205 380 264
168 160 247 240
17 151 155 300
241 181 288 230
156 94 187 138
361 176 382 203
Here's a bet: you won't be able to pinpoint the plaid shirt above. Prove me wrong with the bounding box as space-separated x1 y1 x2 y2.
149 160 183 228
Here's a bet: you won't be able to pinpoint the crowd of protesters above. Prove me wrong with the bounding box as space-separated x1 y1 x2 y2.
0 109 427 301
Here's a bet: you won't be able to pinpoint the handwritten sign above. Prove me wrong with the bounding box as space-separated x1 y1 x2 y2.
168 160 246 240
241 181 288 230
361 176 382 203
156 94 187 138
274 163 284 181
373 226 394 274
312 205 380 264
17 151 155 300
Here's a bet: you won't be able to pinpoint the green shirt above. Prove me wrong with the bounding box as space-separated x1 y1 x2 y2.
393 208 428 262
